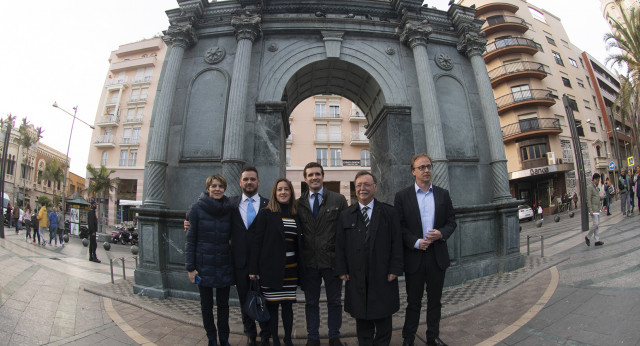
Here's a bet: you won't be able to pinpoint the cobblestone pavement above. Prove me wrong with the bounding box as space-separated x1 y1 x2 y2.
0 205 638 345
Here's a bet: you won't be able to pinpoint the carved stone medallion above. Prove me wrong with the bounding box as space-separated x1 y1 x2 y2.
204 46 226 64
435 52 453 71
385 46 396 55
268 43 279 52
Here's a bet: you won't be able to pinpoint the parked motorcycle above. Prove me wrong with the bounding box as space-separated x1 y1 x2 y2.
119 226 139 245
111 228 122 243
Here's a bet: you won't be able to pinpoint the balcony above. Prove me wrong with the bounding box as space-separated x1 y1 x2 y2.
481 15 529 36
314 114 343 121
350 132 369 146
105 77 129 88
474 2 519 17
127 97 148 105
110 56 156 72
595 157 611 169
131 75 152 85
501 118 562 142
496 89 557 115
123 116 143 125
94 135 116 148
349 110 367 122
120 137 140 146
96 115 120 127
314 136 344 145
488 61 550 87
484 37 542 63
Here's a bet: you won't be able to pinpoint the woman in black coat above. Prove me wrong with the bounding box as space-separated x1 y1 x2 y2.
249 178 304 346
185 174 234 346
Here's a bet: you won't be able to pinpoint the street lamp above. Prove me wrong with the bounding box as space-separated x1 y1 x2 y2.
52 102 95 228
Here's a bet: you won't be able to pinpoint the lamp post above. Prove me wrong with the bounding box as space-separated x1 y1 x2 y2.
52 102 94 229
563 94 589 232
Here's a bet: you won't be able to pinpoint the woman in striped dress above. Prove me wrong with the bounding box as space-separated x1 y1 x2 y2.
250 178 304 346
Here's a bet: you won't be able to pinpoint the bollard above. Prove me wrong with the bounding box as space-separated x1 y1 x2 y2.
121 257 126 279
527 235 531 256
540 235 544 257
110 259 114 284
134 256 138 268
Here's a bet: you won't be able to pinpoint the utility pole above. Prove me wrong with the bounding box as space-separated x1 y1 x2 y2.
563 95 589 232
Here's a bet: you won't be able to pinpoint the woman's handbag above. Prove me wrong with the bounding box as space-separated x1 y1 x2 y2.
243 279 270 322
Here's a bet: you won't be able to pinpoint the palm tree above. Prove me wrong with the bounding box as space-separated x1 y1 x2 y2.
86 164 120 233
605 8 640 82
17 118 42 207
42 158 65 207
613 75 640 158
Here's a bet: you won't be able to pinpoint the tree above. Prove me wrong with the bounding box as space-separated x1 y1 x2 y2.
86 164 120 232
42 158 64 207
613 75 640 158
605 8 640 82
17 118 42 208
37 196 51 208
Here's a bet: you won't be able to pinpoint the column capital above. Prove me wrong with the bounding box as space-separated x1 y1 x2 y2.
163 24 197 49
231 15 262 42
457 32 487 58
399 20 432 49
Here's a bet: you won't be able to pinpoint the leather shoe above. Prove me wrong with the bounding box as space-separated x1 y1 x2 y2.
306 340 320 346
247 337 257 346
328 338 344 346
585 236 590 246
427 337 448 346
595 241 604 246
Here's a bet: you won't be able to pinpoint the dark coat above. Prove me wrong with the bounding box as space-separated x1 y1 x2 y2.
249 206 305 290
394 184 457 274
297 188 348 270
335 200 403 320
229 195 269 270
88 208 98 234
185 193 234 288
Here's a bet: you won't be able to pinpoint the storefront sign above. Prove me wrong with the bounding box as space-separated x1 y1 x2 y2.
509 163 575 180
342 160 361 166
529 167 549 176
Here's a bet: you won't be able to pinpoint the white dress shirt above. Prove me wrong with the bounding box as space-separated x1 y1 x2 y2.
239 193 260 229
414 182 435 249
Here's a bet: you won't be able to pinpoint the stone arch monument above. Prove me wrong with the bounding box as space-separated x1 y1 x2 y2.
134 0 524 299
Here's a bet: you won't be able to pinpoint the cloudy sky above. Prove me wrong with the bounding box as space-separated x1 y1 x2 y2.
0 0 615 176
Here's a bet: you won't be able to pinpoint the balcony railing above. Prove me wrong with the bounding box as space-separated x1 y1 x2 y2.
485 37 542 55
106 77 128 87
488 61 550 87
475 2 519 17
481 15 529 35
501 118 561 140
120 137 140 145
350 132 369 145
123 116 143 124
131 76 152 84
96 115 120 126
495 89 557 114
127 98 147 104
94 135 116 146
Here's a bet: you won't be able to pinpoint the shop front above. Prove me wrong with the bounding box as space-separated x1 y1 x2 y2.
509 163 575 214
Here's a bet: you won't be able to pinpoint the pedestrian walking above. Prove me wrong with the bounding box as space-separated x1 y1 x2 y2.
618 168 630 216
6 203 12 230
585 173 604 247
48 207 59 247
88 202 100 262
12 204 20 233
605 179 614 216
57 208 64 245
31 206 41 245
538 203 543 221
24 205 32 241
37 204 48 246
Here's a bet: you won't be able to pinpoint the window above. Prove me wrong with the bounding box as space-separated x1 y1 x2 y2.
316 148 328 166
330 149 342 167
579 57 585 68
520 144 547 161
590 125 597 133
286 148 291 167
568 97 579 112
109 91 119 103
561 77 572 88
575 120 585 136
144 67 153 81
101 151 108 166
584 100 591 109
128 150 137 166
134 68 145 82
511 85 532 102
132 127 141 142
140 87 149 100
123 127 132 142
120 150 128 166
576 79 585 88
329 105 340 118
545 36 556 46
6 155 15 176
137 107 144 117
552 51 564 66
316 124 327 141
568 58 578 67
315 103 326 117
556 115 565 127
586 76 592 87
596 146 602 157
329 124 341 141
131 88 140 101
599 117 604 130
593 96 599 109
361 150 371 167
529 8 547 23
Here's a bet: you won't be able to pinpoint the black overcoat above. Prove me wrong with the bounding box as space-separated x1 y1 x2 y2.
249 206 305 290
335 200 403 320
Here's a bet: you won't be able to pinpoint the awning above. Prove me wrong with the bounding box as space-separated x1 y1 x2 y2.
509 163 575 181
119 200 142 206
65 198 91 206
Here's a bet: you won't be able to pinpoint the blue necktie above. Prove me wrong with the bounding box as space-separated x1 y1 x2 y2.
313 193 320 218
246 198 256 227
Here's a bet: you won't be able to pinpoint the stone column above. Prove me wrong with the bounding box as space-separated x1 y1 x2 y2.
143 24 196 207
254 102 287 193
221 15 262 197
400 21 450 190
457 33 512 202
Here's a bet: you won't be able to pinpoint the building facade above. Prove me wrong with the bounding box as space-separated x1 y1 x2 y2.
601 0 640 29
1 123 68 209
286 95 369 204
67 172 86 199
86 37 167 225
459 0 614 212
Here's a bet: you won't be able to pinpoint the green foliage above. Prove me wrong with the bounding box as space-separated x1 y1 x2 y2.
86 164 120 198
605 8 640 82
37 196 51 207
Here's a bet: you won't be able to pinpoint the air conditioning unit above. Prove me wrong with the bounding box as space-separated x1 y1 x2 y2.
547 152 556 165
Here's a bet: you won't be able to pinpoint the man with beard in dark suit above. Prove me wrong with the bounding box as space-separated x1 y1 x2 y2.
396 153 457 346
185 166 271 346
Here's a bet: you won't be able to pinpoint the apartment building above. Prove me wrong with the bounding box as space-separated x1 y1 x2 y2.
67 172 86 199
86 37 167 225
286 95 370 205
602 0 640 29
458 0 611 210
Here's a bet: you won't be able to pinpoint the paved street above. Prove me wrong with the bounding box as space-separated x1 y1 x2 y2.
0 204 638 345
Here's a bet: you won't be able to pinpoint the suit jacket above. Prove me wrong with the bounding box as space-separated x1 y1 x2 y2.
394 184 456 274
229 195 269 270
335 200 403 320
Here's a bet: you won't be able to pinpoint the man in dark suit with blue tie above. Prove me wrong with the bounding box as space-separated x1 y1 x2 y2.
395 154 457 346
185 166 270 346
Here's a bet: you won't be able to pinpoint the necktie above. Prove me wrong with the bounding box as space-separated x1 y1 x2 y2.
313 193 320 218
246 197 256 227
362 206 370 228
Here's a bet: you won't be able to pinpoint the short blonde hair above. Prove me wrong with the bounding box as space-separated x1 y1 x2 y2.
205 174 227 190
410 153 433 170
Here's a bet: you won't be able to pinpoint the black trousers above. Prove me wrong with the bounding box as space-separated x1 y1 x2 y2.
235 266 270 340
356 316 392 346
402 248 446 342
266 301 293 346
199 285 230 345
89 232 97 259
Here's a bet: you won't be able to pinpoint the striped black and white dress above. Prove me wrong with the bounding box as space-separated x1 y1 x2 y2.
262 216 299 302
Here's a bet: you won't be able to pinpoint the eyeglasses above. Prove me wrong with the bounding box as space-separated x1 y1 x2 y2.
355 183 375 189
414 164 433 172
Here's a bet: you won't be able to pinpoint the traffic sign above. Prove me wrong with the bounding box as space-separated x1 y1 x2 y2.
628 156 635 167
609 161 616 170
